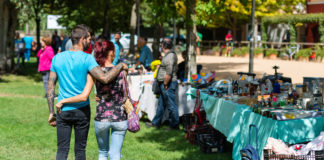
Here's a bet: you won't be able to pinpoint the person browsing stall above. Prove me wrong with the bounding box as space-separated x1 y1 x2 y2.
136 37 153 70
146 38 179 130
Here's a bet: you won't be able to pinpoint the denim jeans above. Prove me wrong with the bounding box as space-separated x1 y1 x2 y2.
24 48 31 61
41 71 50 95
16 50 24 68
56 105 90 160
94 120 127 160
152 81 179 128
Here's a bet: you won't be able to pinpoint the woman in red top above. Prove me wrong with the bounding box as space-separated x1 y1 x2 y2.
37 36 55 97
225 30 233 56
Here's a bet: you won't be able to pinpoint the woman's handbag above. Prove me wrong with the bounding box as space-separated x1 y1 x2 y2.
122 74 140 133
152 79 160 95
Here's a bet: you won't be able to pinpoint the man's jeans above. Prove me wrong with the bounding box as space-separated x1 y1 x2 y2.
24 48 31 61
56 105 90 160
152 81 179 128
94 120 127 160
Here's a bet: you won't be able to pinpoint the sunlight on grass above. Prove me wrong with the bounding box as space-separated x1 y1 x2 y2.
0 57 232 160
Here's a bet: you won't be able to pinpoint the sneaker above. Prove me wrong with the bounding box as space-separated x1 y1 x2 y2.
145 122 160 129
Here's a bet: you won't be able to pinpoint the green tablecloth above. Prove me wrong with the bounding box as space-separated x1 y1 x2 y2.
186 88 324 160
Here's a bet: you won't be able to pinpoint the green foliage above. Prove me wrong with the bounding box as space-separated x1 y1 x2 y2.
212 46 220 51
262 13 324 24
262 13 324 42
266 48 278 57
296 48 312 58
141 0 178 27
195 0 305 30
0 57 232 160
254 47 263 55
232 48 243 56
240 46 249 54
53 0 133 33
314 45 324 58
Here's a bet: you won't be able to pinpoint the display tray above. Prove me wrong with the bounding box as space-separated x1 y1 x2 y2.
197 133 225 154
263 149 324 160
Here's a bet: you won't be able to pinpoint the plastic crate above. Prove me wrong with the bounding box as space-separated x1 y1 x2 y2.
197 133 225 154
181 114 195 132
263 149 324 160
185 124 214 145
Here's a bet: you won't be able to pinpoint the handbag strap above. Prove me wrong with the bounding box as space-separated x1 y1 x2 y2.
248 124 259 151
122 72 129 99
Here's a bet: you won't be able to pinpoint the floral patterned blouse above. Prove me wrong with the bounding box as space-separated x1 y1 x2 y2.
94 67 127 122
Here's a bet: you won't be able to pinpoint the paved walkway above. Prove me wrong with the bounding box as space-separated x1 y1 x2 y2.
193 56 324 84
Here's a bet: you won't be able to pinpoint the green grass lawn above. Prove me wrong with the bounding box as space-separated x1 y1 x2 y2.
0 57 232 160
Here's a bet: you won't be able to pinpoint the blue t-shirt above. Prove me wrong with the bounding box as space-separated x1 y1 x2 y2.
50 51 99 111
138 45 153 68
23 36 33 49
112 40 123 65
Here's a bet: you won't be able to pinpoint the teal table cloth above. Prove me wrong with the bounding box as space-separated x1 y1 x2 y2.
186 88 324 160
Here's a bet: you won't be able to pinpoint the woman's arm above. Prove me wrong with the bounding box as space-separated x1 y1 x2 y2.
56 74 94 113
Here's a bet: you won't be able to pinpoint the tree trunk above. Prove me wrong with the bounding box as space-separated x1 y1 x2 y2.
185 0 197 80
152 24 162 60
0 0 17 73
136 0 140 37
102 4 110 39
129 3 137 54
36 17 41 52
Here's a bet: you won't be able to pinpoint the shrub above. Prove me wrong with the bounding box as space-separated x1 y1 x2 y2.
232 48 242 56
295 48 312 58
265 48 278 57
315 49 324 58
240 47 249 55
254 47 263 55
212 46 220 52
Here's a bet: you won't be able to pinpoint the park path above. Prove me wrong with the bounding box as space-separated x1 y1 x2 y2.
193 56 324 84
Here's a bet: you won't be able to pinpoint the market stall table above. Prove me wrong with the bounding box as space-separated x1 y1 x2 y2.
186 88 324 160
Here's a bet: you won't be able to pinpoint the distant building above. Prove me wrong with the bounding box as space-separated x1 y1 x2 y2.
306 0 324 43
307 0 324 13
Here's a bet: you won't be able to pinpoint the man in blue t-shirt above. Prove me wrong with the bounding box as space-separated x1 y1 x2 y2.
23 33 33 62
112 32 123 65
136 37 153 70
47 24 128 160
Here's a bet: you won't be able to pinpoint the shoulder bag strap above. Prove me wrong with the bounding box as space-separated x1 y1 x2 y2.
249 124 259 151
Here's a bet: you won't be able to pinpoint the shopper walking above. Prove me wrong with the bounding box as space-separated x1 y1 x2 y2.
55 40 128 160
46 24 128 160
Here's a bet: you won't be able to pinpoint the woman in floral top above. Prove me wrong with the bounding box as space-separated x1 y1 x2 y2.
56 40 127 160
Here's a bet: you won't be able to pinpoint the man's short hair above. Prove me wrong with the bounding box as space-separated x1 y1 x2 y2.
71 24 90 45
115 31 121 36
162 38 173 50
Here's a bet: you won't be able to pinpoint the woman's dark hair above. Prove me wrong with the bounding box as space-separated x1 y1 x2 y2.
94 40 115 67
71 24 90 45
161 38 173 50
